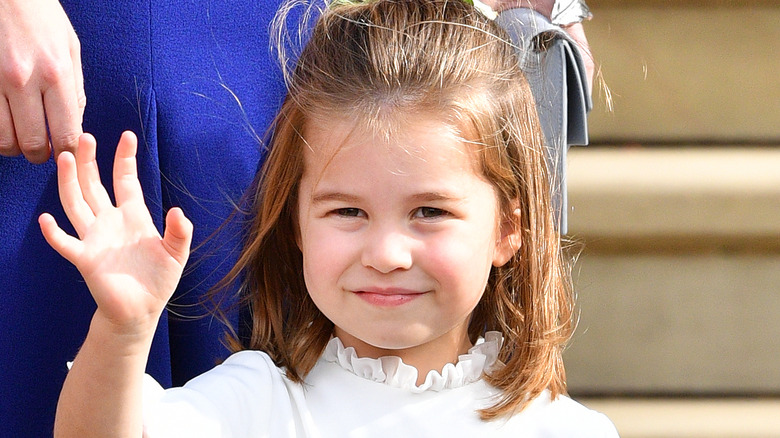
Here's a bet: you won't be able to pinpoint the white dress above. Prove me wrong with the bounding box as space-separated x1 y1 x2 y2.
142 333 619 437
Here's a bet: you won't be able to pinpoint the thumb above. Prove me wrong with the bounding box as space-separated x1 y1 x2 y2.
162 207 193 267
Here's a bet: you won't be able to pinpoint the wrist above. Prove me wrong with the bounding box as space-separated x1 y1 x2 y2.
518 0 554 19
90 309 161 351
476 1 553 19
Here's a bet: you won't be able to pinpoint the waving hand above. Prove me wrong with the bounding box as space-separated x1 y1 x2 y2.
39 132 192 333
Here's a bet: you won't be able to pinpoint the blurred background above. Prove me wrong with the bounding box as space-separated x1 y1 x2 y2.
561 0 780 436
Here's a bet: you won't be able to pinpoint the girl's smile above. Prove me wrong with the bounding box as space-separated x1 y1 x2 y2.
352 287 427 307
296 114 519 381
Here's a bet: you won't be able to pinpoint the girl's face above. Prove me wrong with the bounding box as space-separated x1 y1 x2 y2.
296 115 519 375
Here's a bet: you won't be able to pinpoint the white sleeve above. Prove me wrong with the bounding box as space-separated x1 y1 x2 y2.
142 351 301 438
531 394 621 437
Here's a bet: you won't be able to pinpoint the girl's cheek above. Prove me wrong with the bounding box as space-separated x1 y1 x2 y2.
423 239 471 273
426 236 497 280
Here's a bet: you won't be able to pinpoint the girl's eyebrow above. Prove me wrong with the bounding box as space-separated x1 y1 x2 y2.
311 191 464 205
310 191 361 205
409 192 462 203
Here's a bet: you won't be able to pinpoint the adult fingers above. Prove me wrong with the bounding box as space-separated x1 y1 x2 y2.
56 151 95 238
0 0 85 163
113 131 144 206
6 88 51 164
43 54 83 160
162 207 193 267
74 133 113 215
47 25 85 160
71 32 86 123
0 98 20 156
39 212 84 264
563 23 594 93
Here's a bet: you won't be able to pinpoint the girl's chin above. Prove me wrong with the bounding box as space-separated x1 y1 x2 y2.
333 326 470 361
334 328 425 354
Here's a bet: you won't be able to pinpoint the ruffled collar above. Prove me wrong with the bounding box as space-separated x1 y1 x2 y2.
320 332 503 393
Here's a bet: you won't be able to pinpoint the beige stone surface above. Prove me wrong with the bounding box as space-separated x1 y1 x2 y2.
566 147 780 241
563 147 780 394
579 398 780 438
556 3 780 436
565 253 780 394
584 6 780 143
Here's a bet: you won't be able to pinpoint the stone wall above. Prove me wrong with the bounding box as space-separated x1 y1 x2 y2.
561 1 780 397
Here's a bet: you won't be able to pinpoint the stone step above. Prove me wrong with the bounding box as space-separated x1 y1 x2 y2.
563 147 780 395
566 147 780 246
578 398 780 438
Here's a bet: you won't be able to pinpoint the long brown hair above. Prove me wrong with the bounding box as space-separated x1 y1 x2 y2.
216 0 574 420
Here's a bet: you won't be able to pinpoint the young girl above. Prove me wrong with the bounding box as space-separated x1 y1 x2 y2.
43 0 617 436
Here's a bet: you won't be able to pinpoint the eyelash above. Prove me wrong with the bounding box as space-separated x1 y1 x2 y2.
413 207 448 219
334 208 364 218
331 207 449 219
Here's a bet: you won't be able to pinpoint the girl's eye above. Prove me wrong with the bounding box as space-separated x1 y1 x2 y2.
414 207 448 219
334 208 364 218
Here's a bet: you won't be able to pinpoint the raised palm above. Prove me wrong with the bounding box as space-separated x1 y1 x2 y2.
40 132 192 332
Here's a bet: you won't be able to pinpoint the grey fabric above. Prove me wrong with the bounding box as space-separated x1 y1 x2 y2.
496 8 592 233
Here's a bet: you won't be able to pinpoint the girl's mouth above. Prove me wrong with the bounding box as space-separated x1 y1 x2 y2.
353 288 426 307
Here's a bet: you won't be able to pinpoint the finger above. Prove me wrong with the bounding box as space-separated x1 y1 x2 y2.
75 133 113 214
39 212 84 264
0 98 21 156
162 207 193 267
563 23 594 92
42 61 82 159
70 33 87 121
7 90 51 164
57 150 95 237
113 131 144 206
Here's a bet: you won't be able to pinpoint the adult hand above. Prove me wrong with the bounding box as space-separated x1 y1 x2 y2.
39 132 192 334
480 0 594 90
0 0 85 163
560 22 593 93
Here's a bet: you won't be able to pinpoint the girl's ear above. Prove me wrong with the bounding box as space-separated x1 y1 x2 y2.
493 207 522 267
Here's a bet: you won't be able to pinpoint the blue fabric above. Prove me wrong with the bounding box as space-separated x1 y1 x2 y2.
0 2 291 436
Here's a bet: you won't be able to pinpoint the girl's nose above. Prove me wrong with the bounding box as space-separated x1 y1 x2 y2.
361 226 413 274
